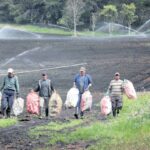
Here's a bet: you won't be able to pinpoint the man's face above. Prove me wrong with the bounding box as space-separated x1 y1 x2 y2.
114 74 120 80
42 75 47 80
80 70 85 76
8 72 13 77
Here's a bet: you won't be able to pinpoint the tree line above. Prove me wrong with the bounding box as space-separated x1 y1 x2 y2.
0 0 149 30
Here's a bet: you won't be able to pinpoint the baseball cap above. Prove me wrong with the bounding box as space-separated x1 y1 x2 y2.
115 72 120 76
42 72 47 76
7 68 14 73
80 67 86 72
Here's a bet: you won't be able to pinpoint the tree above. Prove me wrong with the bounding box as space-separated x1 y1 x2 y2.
62 0 85 36
91 12 99 35
80 0 98 29
0 0 14 22
11 0 46 24
100 4 118 34
43 0 65 24
120 3 138 34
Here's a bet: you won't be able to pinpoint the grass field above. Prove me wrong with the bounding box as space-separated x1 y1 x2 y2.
0 23 134 37
0 24 72 36
29 92 150 150
0 118 17 128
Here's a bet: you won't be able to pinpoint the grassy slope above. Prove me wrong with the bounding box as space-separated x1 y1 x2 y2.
0 23 127 37
29 92 150 150
0 24 72 35
0 118 17 128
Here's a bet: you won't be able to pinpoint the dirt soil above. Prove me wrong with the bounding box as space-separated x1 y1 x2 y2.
0 35 150 149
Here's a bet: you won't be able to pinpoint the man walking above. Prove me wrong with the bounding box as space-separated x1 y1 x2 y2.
34 73 54 119
74 67 92 119
107 72 124 117
1 68 19 118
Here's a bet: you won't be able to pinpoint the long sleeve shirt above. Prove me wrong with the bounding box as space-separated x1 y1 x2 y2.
1 75 19 93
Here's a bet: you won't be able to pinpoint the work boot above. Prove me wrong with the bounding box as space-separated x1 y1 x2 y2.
74 114 78 119
117 109 120 114
45 108 49 117
116 109 120 117
6 108 11 118
113 110 116 117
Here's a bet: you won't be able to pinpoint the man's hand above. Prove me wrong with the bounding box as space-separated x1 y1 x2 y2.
85 84 92 91
16 93 20 98
73 82 76 88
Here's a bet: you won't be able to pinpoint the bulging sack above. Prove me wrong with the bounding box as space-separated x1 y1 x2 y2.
39 97 44 107
26 92 39 115
81 91 92 112
100 96 112 115
0 92 2 111
65 87 79 108
124 79 137 99
12 97 24 116
49 91 62 117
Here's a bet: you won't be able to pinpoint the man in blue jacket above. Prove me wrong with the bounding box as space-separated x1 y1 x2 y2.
74 67 92 119
1 68 19 118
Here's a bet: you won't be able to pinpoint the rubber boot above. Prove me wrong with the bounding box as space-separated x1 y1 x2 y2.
113 110 116 117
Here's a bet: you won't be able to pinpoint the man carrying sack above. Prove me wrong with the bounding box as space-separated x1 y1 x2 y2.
107 72 124 117
1 68 19 118
73 67 92 119
34 73 54 119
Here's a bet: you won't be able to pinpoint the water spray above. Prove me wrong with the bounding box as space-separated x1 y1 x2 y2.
0 63 87 76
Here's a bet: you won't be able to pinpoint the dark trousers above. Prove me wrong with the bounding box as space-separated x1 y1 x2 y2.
111 95 123 117
1 89 15 117
40 97 50 117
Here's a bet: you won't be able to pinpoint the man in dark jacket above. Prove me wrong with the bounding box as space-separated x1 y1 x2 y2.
34 73 54 119
1 68 19 118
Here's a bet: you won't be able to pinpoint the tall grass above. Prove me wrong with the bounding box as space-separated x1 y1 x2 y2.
29 93 150 149
52 93 150 148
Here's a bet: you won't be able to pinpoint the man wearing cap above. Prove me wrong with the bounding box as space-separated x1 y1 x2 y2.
73 67 92 119
107 72 124 117
34 73 54 119
0 68 19 118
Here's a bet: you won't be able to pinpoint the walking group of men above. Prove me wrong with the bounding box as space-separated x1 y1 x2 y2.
0 67 124 119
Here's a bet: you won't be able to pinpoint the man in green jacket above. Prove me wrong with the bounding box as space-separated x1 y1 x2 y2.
1 68 19 118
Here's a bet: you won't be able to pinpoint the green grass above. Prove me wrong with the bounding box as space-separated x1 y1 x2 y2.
0 23 136 37
29 92 150 149
29 119 84 139
0 23 72 36
0 118 17 128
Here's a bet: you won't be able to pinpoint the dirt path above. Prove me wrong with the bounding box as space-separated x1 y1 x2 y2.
0 118 50 150
0 97 101 150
